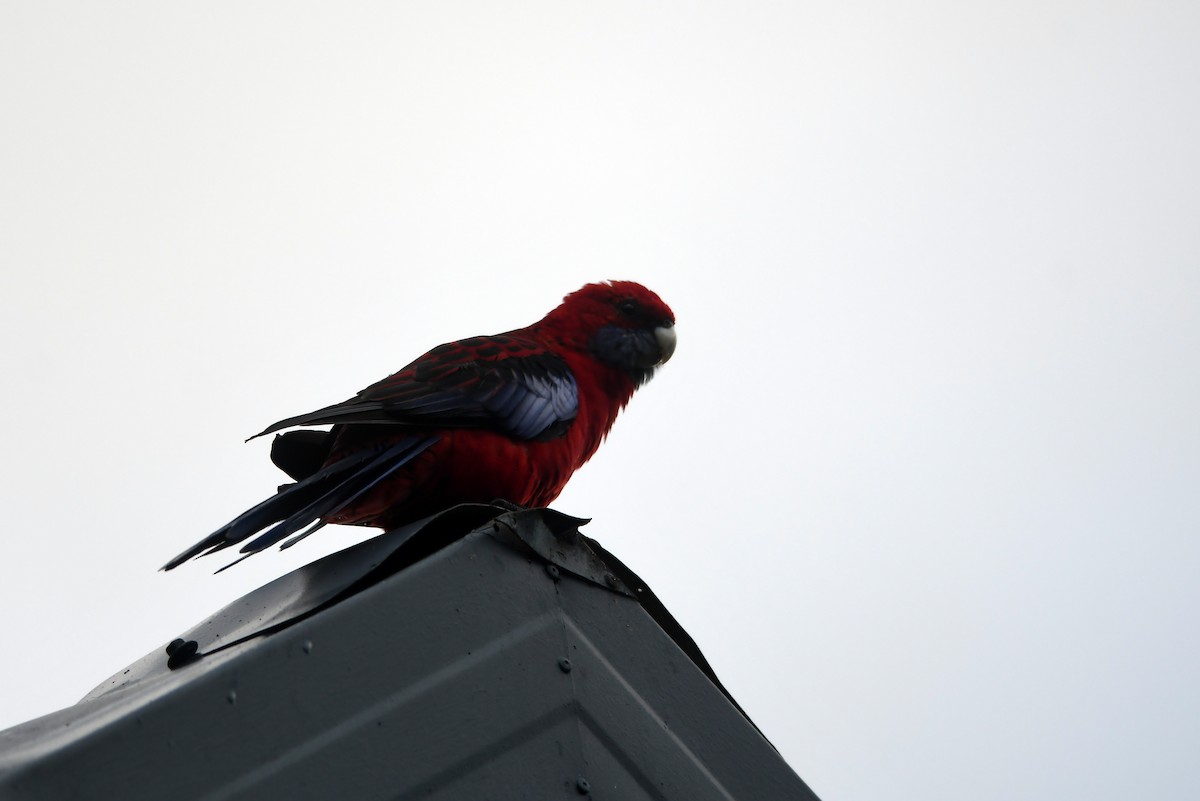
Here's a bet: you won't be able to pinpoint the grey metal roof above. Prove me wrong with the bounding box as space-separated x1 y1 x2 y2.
0 506 819 800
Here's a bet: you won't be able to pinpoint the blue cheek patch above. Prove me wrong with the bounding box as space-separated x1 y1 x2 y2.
589 325 661 382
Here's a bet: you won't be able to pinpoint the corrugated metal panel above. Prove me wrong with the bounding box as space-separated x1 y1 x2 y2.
0 511 819 800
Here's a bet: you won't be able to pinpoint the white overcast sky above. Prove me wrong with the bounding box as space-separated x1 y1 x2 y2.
2 2 1198 799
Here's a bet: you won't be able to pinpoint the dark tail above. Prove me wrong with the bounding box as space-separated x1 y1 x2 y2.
162 435 438 572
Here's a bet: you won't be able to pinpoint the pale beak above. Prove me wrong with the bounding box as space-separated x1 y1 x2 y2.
655 323 677 364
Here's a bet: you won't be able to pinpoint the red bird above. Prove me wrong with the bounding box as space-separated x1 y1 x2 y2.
163 281 676 570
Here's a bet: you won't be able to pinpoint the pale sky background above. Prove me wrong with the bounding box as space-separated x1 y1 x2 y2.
2 2 1198 799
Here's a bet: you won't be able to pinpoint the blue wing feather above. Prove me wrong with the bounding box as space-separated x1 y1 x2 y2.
249 336 578 442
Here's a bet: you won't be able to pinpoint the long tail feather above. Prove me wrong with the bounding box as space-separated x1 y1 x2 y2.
161 435 438 571
235 436 437 557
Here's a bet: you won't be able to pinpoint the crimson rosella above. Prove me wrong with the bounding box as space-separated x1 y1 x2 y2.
162 281 676 571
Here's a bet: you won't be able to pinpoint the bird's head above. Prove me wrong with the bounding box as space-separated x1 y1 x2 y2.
544 281 676 385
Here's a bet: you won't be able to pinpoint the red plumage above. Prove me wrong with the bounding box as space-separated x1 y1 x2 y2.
163 281 676 570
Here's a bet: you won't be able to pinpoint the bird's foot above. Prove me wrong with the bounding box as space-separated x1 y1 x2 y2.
489 498 528 513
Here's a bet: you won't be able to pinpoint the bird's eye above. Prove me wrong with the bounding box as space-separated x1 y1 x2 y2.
616 299 640 317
